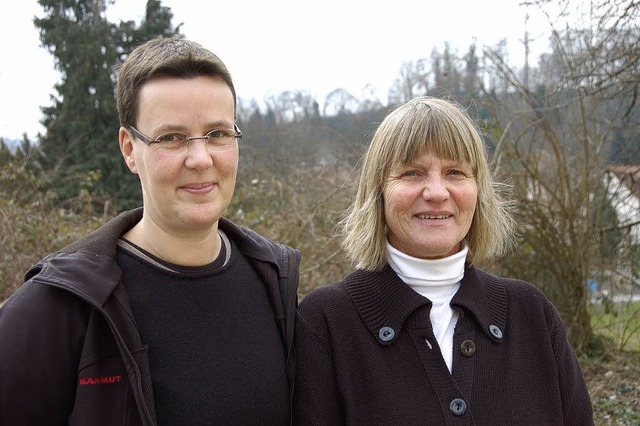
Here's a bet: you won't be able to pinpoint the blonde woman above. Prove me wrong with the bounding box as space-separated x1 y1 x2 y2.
293 96 592 425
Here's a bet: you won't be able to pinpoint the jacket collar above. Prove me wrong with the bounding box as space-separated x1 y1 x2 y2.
344 264 508 345
60 207 143 259
219 216 293 279
39 207 288 277
24 208 143 308
28 250 123 308
26 208 297 304
451 265 508 343
344 266 430 345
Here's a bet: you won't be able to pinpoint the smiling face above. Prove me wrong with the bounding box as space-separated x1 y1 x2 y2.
119 75 238 235
383 151 478 260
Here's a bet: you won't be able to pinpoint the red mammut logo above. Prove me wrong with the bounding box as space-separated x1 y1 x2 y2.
79 375 122 385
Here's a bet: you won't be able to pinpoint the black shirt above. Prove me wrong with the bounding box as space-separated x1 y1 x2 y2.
117 234 288 425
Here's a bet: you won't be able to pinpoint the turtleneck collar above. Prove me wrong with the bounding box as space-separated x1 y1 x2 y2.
387 241 468 288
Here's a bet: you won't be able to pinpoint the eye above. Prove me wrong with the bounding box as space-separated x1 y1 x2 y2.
392 169 422 181
206 129 232 139
154 133 187 144
402 169 422 178
446 167 474 180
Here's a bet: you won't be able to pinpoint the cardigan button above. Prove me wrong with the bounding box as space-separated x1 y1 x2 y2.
449 398 467 416
489 324 503 339
378 326 395 341
460 340 476 357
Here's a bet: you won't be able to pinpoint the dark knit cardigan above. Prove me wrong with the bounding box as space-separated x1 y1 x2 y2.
293 264 593 425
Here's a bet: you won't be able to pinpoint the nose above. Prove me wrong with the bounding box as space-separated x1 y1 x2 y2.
422 174 449 201
184 139 213 170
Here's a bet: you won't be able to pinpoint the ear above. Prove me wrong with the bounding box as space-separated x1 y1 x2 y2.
119 127 139 174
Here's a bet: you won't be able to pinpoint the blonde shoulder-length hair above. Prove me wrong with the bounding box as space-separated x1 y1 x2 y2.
339 96 515 271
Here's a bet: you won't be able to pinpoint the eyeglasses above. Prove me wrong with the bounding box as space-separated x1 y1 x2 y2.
128 124 242 152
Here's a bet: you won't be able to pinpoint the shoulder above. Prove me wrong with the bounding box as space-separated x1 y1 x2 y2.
299 267 376 308
300 280 349 305
295 281 357 347
22 250 121 304
474 267 551 303
297 280 352 318
219 217 301 268
60 208 142 258
471 267 564 326
1 277 91 335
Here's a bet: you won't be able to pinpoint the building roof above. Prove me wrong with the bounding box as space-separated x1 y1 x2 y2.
607 164 640 198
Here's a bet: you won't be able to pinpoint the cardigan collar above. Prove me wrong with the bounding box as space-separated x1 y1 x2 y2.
344 264 508 345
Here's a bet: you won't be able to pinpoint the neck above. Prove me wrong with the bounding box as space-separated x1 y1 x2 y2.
123 217 221 266
387 241 468 287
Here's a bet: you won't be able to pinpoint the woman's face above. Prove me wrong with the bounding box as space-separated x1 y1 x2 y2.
383 151 478 260
119 75 238 235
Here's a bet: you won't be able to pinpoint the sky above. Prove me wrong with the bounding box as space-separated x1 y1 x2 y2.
0 0 552 141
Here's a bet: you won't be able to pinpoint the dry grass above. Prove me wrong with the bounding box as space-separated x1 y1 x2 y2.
583 351 640 425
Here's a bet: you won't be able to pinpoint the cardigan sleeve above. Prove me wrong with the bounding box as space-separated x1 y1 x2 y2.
546 299 595 425
293 306 345 425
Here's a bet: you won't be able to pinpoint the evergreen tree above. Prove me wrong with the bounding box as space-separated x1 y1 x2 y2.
35 0 180 211
0 139 12 167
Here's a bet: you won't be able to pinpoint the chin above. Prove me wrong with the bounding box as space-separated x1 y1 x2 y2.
180 205 224 226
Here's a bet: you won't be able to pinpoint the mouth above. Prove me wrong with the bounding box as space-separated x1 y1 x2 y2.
182 182 214 189
416 214 451 219
180 182 215 193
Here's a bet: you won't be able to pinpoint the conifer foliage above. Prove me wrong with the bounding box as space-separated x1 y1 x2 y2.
34 0 180 210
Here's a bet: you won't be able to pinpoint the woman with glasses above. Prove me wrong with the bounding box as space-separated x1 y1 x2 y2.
0 37 300 426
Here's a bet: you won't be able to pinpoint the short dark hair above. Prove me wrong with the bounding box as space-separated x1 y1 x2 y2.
115 36 236 127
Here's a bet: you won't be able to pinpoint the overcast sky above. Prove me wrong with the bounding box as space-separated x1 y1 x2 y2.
0 0 552 140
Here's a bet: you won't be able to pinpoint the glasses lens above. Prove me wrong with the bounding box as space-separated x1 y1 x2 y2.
204 129 239 151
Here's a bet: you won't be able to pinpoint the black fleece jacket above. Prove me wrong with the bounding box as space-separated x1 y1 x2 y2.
0 208 300 426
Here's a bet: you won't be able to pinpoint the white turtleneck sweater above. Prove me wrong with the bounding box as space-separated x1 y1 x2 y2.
387 241 468 373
